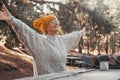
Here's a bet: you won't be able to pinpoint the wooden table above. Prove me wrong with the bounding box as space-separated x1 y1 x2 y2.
67 56 81 66
15 69 120 80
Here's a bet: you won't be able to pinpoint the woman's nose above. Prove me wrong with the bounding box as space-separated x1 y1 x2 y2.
52 22 59 26
54 23 59 26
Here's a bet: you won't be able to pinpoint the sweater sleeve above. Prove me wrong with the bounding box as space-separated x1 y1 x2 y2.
62 31 85 52
9 16 43 54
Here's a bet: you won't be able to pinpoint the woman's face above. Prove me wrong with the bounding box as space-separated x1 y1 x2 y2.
46 19 60 35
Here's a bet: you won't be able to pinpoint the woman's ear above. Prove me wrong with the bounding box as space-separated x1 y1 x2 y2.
45 31 47 34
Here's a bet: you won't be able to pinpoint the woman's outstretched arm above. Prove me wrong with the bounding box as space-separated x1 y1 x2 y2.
62 27 87 52
0 4 43 55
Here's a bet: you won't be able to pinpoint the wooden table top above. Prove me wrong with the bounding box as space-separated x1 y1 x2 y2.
15 69 120 80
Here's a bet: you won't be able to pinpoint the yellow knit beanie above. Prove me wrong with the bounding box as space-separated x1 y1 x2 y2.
33 15 57 33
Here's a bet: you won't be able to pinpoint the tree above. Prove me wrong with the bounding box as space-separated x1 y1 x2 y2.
0 0 120 54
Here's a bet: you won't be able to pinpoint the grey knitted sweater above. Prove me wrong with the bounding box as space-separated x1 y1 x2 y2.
10 17 85 75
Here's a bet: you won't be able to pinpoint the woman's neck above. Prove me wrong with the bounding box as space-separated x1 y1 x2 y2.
47 31 57 36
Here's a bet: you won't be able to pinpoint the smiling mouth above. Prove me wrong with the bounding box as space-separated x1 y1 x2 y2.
54 26 59 28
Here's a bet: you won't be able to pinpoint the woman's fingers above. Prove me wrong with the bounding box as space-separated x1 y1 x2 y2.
82 27 87 35
2 4 10 15
2 4 8 12
0 4 12 21
82 27 86 31
0 11 3 19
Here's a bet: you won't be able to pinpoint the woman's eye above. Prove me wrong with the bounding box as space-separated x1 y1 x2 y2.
51 22 59 25
51 22 55 24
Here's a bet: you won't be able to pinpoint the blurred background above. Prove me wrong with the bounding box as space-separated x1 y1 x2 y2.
0 0 120 80
0 0 120 55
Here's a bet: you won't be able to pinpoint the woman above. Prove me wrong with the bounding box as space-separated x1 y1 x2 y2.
0 4 86 76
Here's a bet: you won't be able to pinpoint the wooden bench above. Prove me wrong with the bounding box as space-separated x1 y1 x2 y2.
75 60 86 67
67 56 81 66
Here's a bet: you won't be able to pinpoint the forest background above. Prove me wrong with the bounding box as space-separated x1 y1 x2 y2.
0 0 120 80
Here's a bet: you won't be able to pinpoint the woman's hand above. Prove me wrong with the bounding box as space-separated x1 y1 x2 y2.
82 27 87 34
0 4 12 22
82 27 86 32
